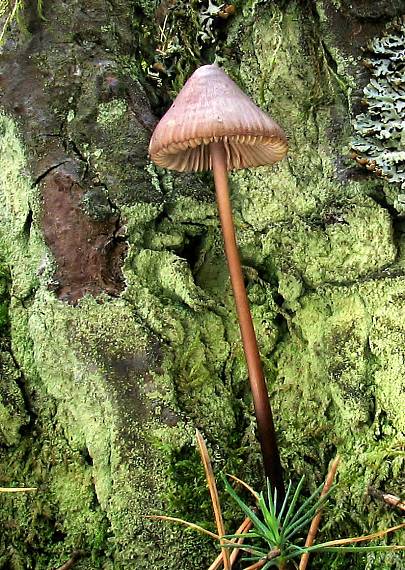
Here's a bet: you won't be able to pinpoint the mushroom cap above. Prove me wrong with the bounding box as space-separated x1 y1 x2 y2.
149 64 288 172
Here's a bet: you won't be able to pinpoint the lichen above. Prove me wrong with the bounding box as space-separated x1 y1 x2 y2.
351 20 405 199
97 99 127 127
274 277 405 569
260 197 396 288
222 3 404 568
0 106 249 568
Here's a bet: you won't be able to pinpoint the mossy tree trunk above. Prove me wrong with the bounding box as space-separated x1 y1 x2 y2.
0 1 404 569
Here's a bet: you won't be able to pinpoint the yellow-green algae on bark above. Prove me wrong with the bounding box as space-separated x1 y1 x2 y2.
1 1 405 569
0 112 239 568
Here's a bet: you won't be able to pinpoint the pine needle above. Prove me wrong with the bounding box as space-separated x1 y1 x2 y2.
208 517 252 570
196 429 231 570
313 522 405 548
226 473 259 501
299 455 340 570
145 515 221 541
243 560 266 570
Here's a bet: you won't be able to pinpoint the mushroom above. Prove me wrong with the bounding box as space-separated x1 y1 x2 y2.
149 64 288 495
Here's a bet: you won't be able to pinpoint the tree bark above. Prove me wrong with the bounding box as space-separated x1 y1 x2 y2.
0 1 404 569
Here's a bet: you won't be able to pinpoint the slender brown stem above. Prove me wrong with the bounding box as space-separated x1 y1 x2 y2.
210 141 284 497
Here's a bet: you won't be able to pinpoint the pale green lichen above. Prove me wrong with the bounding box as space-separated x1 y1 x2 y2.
0 112 43 299
261 198 396 288
223 4 404 568
0 106 242 568
97 100 127 127
351 20 405 197
274 277 405 568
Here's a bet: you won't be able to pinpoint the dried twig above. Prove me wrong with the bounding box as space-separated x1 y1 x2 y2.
208 516 252 570
299 455 340 570
368 487 405 512
196 429 231 570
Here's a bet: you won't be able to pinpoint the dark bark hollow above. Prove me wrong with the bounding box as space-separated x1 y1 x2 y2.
210 141 284 496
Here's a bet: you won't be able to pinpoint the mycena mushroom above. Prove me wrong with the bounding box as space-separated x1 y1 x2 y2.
149 64 288 495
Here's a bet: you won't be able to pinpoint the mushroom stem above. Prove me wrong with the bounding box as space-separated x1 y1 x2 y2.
210 141 284 496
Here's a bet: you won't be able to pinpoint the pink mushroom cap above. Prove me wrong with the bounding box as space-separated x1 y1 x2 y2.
149 64 288 172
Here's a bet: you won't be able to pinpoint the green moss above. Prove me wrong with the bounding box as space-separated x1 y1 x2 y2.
133 0 230 101
274 277 405 568
0 264 9 331
0 410 112 569
1 2 405 569
0 350 28 446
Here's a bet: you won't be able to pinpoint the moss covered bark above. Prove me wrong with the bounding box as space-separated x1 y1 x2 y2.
0 1 404 569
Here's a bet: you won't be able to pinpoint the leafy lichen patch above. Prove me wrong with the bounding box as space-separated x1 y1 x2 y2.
351 19 405 199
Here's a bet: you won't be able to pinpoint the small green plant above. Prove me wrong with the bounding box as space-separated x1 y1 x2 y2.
222 475 404 569
148 433 405 569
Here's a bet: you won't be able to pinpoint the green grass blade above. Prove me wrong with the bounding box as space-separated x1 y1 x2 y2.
37 0 45 19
